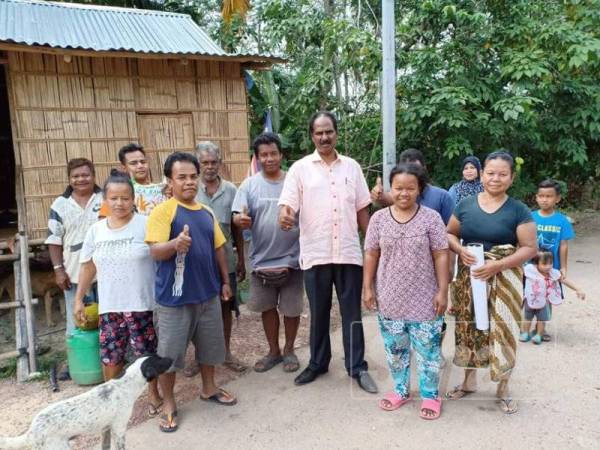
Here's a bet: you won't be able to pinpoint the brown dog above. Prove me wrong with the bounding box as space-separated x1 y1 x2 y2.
0 269 64 327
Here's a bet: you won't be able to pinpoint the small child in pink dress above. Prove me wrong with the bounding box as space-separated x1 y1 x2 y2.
520 250 585 345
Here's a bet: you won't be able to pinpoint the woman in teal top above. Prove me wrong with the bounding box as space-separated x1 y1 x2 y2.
445 152 537 414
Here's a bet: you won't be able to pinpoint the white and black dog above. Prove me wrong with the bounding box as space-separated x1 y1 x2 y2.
0 355 172 450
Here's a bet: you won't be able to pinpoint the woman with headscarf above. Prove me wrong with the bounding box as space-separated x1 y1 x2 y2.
448 156 484 205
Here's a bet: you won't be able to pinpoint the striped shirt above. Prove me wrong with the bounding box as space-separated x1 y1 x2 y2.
44 187 103 281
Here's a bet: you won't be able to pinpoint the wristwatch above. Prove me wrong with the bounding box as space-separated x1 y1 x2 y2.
53 264 64 271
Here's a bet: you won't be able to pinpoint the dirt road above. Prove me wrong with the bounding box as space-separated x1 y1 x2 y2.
2 215 598 449
125 224 600 449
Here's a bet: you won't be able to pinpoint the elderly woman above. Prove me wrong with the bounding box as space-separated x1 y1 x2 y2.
445 151 537 414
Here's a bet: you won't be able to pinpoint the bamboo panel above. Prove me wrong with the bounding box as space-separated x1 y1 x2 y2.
230 139 250 155
137 59 175 77
108 77 136 109
176 79 198 109
170 59 195 78
199 80 226 110
58 73 95 108
23 53 44 72
104 58 131 77
15 105 246 113
111 111 131 137
12 70 241 82
91 58 106 75
126 112 138 137
197 60 222 79
44 111 65 139
66 141 92 161
7 52 24 72
19 141 67 170
136 77 178 110
87 111 113 138
11 74 60 107
228 111 248 138
25 198 45 241
42 54 57 73
8 51 253 236
61 111 89 138
223 62 241 79
226 79 246 108
192 111 210 136
137 114 195 183
226 158 250 184
212 112 229 137
15 110 45 138
23 167 68 196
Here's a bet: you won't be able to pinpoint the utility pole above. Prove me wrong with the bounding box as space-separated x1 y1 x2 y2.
381 0 396 190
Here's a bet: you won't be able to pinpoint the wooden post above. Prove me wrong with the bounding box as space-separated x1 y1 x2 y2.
14 161 37 377
13 237 29 382
19 231 37 373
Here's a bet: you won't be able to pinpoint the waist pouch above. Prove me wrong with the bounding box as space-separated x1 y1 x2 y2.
254 268 290 288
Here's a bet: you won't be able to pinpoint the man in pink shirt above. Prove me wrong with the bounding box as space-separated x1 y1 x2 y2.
278 111 377 393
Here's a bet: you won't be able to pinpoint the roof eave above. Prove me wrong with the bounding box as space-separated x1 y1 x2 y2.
0 41 286 70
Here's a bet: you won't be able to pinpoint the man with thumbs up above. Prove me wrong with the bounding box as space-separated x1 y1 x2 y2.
232 132 303 374
278 111 378 394
146 152 236 433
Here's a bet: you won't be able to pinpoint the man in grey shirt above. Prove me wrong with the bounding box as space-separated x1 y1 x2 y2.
232 132 303 373
184 141 247 375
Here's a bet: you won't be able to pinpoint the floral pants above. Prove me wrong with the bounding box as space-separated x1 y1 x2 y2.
378 315 443 400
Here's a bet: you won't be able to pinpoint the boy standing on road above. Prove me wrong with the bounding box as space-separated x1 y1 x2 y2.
532 179 575 341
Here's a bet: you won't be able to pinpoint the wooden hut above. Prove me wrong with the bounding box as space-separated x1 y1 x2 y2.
0 0 280 240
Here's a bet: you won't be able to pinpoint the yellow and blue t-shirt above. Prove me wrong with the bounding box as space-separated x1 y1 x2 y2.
145 198 226 306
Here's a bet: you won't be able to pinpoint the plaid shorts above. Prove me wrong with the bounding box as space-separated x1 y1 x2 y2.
99 311 157 366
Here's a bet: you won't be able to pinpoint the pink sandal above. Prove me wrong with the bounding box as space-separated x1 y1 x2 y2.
420 397 442 420
379 392 411 411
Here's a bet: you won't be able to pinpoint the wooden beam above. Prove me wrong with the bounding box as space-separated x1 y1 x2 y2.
0 298 39 310
0 42 285 67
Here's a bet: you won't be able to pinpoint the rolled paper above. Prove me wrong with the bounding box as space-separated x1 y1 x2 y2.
468 243 489 331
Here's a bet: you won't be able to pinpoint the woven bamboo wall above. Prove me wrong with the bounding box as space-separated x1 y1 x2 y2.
6 52 251 240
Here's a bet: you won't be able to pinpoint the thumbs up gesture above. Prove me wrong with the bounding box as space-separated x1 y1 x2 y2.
175 224 192 253
370 176 384 202
238 206 252 230
279 205 296 231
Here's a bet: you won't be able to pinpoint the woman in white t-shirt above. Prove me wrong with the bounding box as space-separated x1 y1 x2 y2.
74 170 162 416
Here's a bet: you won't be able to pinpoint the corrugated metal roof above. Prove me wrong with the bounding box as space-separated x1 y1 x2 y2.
0 0 279 62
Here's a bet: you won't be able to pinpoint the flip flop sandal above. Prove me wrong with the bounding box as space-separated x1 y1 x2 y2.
420 398 442 420
445 385 476 400
159 411 178 433
282 353 300 373
253 354 283 373
148 400 164 418
379 392 411 411
200 388 238 406
497 397 518 415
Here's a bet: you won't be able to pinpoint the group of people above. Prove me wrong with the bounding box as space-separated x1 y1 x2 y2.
45 110 585 431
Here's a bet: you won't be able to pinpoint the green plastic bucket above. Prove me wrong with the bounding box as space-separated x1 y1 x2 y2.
66 328 103 385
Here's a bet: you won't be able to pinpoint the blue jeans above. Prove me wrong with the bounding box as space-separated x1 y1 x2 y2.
63 283 97 336
378 315 443 399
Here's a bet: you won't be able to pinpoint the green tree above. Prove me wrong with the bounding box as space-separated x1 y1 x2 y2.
393 0 600 199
